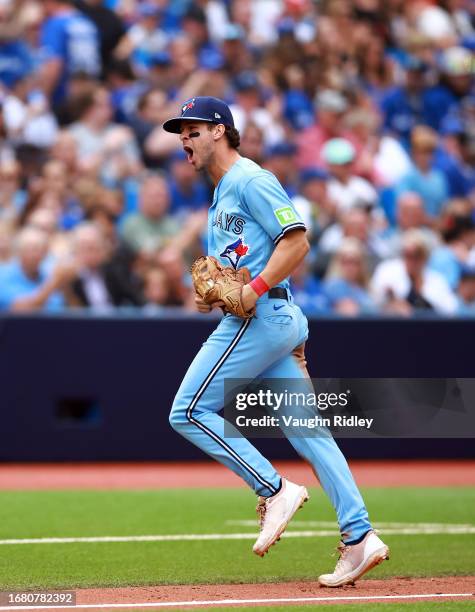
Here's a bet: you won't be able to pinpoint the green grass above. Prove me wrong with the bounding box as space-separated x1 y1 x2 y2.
0 487 473 589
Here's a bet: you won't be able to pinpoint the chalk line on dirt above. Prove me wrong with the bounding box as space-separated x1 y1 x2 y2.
0 592 473 610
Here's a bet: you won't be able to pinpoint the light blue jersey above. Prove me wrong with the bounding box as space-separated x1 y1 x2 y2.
170 155 371 545
208 158 306 290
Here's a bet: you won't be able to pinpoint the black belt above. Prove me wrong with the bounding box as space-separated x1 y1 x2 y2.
268 287 289 301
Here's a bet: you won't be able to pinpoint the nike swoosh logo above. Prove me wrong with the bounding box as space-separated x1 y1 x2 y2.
273 304 286 311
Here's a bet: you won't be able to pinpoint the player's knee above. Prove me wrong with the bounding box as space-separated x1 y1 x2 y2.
169 399 189 432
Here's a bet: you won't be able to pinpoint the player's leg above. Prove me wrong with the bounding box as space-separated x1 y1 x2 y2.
261 341 389 585
261 347 371 542
170 308 310 555
169 314 289 496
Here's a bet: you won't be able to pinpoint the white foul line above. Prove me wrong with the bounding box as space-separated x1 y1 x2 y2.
0 525 474 546
0 592 472 610
226 520 475 529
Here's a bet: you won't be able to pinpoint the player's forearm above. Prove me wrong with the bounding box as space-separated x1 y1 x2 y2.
258 230 309 289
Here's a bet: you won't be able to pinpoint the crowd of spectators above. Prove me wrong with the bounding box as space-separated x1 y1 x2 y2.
0 0 474 316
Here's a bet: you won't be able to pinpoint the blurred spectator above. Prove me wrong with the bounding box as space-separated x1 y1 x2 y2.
106 58 148 124
182 4 218 67
370 229 457 315
114 2 167 71
381 56 453 144
128 87 169 154
324 238 377 316
322 138 379 212
0 159 25 222
121 174 179 254
296 90 358 169
230 71 285 146
2 76 58 148
344 109 411 186
292 167 336 240
263 142 298 198
238 121 264 165
382 191 440 257
74 0 125 69
429 199 475 289
143 265 170 309
0 3 32 89
68 221 143 307
435 124 475 198
456 264 475 314
317 206 386 277
41 0 101 105
68 85 141 184
0 226 73 311
51 130 80 179
0 220 13 262
397 126 450 221
167 150 210 217
220 23 251 76
156 246 191 306
290 258 330 316
438 46 475 103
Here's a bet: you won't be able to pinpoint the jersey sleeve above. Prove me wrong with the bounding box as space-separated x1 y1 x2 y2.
241 172 306 244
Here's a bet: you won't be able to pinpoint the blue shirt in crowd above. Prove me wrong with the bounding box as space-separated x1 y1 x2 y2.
396 165 449 219
381 85 455 145
323 278 376 313
434 147 475 198
0 40 33 87
0 261 63 311
290 276 330 315
429 246 462 290
41 9 101 103
168 177 209 216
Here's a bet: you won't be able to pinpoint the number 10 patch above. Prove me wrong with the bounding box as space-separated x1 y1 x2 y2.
274 206 297 226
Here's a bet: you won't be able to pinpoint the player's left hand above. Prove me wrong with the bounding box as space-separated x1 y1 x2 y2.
241 284 259 314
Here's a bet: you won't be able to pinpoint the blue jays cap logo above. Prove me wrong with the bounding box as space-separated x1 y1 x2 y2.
181 98 195 114
220 237 249 269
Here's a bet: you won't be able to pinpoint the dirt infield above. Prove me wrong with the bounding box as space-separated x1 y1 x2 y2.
74 577 475 608
0 460 474 490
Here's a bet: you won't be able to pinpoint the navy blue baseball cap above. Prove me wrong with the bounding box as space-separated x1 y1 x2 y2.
162 96 235 134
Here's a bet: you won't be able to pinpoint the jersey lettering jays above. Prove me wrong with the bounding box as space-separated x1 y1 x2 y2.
208 158 306 287
212 210 245 235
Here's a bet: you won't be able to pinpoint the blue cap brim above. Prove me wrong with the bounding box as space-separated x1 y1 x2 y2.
162 116 217 134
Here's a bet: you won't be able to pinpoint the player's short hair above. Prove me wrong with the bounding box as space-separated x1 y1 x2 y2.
224 125 241 149
207 124 240 149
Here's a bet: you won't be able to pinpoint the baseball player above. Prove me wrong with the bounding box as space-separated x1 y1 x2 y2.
165 97 389 587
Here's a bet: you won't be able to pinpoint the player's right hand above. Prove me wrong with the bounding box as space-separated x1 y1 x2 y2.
195 295 212 313
194 295 224 313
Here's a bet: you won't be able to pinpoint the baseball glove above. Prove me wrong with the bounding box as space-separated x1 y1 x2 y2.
191 255 255 319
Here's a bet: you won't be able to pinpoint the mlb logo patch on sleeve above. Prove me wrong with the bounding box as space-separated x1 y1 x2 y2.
275 206 297 226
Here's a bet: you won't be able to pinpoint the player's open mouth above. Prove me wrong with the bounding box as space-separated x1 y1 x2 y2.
183 146 194 163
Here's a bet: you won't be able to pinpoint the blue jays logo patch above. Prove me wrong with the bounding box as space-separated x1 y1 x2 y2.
220 237 249 269
182 98 195 114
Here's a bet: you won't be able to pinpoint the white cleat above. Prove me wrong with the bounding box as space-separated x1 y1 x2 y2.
252 478 309 557
318 530 389 587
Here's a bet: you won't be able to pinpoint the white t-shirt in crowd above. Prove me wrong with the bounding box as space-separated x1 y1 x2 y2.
327 176 378 212
370 258 458 314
